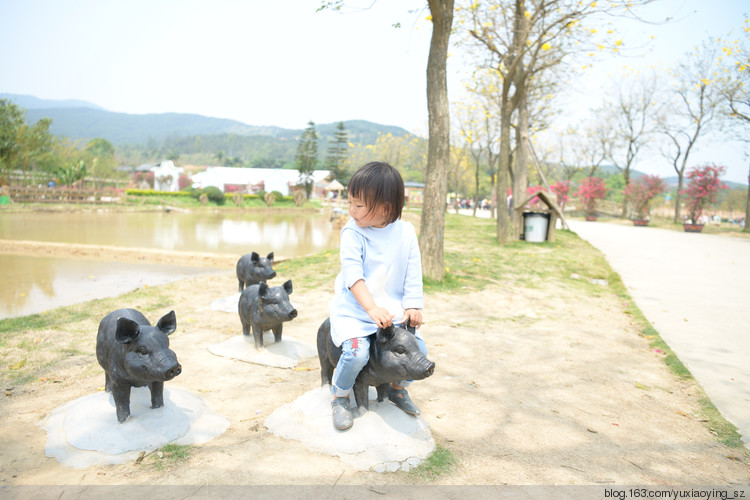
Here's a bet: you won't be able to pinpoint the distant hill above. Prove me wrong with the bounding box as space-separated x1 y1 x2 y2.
2 93 414 146
0 93 104 110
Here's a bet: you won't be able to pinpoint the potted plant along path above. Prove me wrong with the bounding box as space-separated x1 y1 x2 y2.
681 164 728 233
624 175 667 227
574 177 607 221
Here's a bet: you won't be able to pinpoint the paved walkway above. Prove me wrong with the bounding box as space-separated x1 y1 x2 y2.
456 209 750 445
567 220 750 446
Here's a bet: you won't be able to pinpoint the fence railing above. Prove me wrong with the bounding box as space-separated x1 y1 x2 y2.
4 186 123 204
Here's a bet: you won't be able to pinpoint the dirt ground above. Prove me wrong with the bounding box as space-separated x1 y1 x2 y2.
1 248 749 486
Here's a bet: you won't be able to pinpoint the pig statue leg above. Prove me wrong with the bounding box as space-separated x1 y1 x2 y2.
351 379 370 417
238 279 245 293
251 325 264 350
272 324 283 344
111 382 132 423
150 380 165 409
375 383 389 403
241 322 251 338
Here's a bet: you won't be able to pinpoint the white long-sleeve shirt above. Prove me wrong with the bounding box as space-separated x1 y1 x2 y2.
329 218 423 347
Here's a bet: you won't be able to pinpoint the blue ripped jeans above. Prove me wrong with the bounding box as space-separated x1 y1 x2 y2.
330 327 427 398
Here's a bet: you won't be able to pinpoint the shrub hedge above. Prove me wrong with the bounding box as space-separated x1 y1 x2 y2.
125 188 295 204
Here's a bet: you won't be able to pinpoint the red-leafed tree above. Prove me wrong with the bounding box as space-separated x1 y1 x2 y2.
624 175 666 220
680 164 728 224
574 177 607 217
550 180 570 210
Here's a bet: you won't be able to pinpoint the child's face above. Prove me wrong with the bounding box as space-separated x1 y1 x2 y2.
348 195 389 228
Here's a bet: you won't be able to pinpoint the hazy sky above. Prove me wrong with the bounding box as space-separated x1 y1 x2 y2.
0 0 748 183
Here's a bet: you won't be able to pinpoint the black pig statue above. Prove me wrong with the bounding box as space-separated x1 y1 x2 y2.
96 309 182 423
238 279 297 350
317 318 435 416
236 251 276 292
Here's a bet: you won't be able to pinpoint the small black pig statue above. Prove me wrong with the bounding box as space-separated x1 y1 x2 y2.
236 251 276 292
317 318 435 416
96 309 182 423
238 280 297 350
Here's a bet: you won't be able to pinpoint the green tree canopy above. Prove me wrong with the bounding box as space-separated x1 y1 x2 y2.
296 120 319 198
0 99 56 183
85 138 115 158
325 121 350 184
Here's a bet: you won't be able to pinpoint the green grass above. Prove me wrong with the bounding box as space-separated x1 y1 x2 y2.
426 214 613 297
409 445 457 480
698 397 746 449
127 193 323 211
274 249 339 289
148 444 192 471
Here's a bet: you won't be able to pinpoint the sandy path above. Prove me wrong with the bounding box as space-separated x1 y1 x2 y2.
1 267 747 486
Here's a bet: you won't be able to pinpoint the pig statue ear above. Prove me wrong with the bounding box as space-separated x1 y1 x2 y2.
156 310 177 335
283 279 293 295
115 317 141 344
251 251 260 263
406 321 416 335
267 252 274 262
376 324 395 345
258 281 269 297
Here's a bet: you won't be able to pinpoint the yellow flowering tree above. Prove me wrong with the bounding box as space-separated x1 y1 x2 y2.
717 18 750 231
659 39 723 223
460 0 650 243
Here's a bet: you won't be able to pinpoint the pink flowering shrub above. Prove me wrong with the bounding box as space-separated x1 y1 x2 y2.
624 175 666 219
178 173 192 190
525 185 545 210
550 180 570 209
574 177 607 216
680 164 728 223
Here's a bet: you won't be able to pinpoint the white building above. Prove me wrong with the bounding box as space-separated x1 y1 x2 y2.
190 167 330 196
152 161 184 192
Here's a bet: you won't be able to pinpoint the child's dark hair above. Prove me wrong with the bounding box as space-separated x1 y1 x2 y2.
347 161 404 224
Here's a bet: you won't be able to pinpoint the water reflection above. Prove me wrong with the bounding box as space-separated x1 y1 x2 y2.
0 211 341 319
0 211 338 257
0 254 218 319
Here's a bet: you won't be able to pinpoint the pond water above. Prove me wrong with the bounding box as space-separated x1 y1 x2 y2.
0 211 340 319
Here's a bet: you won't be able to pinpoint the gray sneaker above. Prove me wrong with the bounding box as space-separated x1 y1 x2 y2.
332 397 353 430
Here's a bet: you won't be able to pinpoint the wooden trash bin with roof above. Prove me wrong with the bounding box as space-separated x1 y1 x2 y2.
514 190 567 243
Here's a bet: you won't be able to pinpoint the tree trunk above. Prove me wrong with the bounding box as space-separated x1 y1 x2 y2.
420 0 454 281
496 94 513 244
621 169 631 218
673 173 684 223
507 0 527 240
512 84 530 239
472 157 479 217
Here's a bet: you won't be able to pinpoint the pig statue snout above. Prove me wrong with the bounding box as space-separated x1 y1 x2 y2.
423 361 435 378
164 362 182 380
